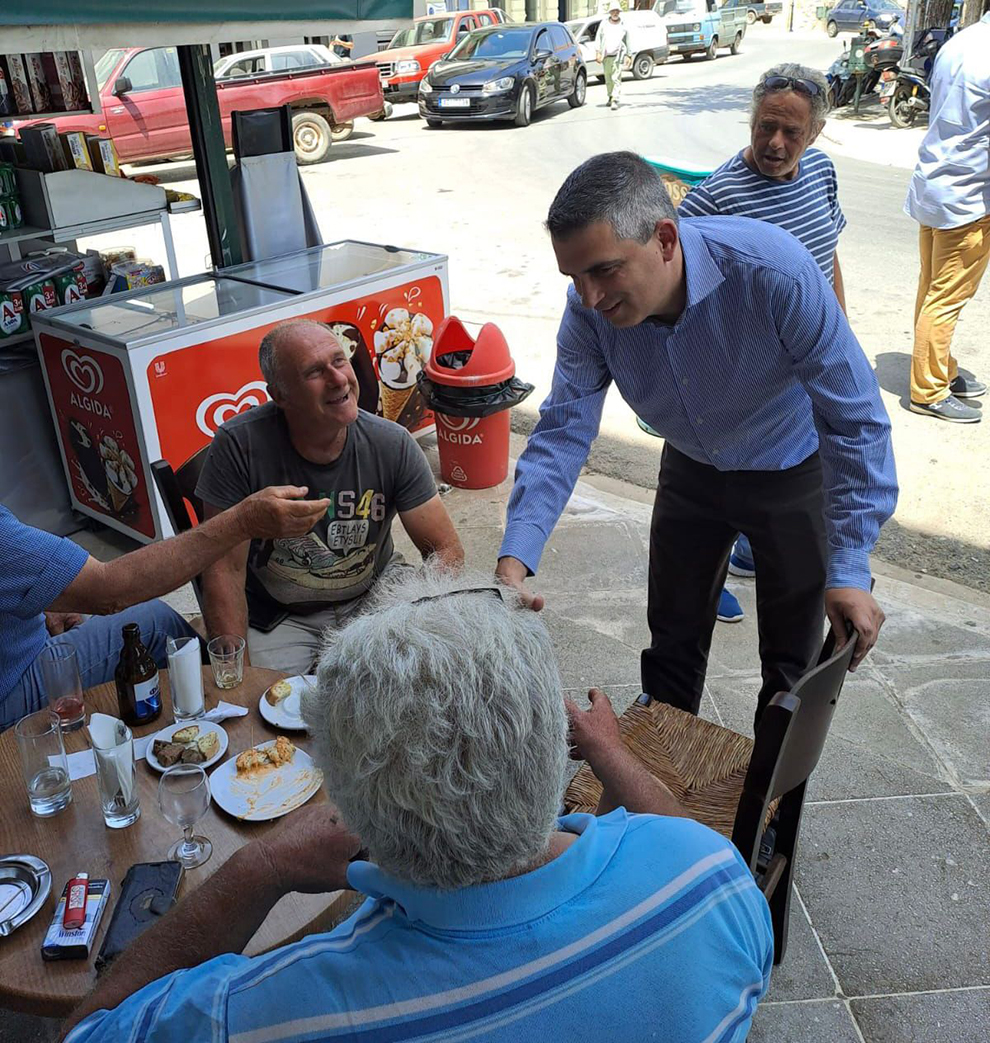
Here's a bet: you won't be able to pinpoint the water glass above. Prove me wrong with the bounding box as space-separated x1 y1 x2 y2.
14 710 73 817
158 764 212 869
207 635 245 690
41 645 85 731
167 636 205 721
90 720 141 829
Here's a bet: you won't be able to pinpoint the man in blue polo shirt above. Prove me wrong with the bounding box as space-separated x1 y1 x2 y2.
61 570 773 1043
496 152 897 730
1 487 330 730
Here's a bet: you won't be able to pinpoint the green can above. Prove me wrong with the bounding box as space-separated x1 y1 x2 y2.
0 163 14 195
0 288 28 338
1 194 23 229
53 267 87 306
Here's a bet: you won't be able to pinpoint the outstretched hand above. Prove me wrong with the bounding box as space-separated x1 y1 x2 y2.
825 587 885 671
495 555 545 611
564 688 621 763
239 485 332 541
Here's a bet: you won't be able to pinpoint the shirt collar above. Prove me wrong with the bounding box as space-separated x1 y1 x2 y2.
675 221 726 314
346 812 622 932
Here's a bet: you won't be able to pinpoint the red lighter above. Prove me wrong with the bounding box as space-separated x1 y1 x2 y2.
63 873 89 931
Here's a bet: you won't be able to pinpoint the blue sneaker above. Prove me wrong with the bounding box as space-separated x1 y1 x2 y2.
717 587 744 623
728 534 756 578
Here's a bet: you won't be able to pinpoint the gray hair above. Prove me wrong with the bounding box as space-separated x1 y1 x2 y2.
301 566 569 890
752 63 830 127
258 319 340 393
546 151 678 244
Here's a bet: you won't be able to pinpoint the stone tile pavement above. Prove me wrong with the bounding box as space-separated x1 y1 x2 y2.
5 442 988 1042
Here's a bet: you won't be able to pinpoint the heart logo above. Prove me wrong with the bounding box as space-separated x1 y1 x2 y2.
195 381 270 438
61 349 105 396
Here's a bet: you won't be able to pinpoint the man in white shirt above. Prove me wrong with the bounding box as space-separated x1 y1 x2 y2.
595 2 630 110
903 7 990 424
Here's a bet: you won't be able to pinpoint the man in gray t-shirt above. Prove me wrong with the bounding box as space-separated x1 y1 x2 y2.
196 320 464 674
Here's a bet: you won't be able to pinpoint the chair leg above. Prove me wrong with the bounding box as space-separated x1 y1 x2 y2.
768 859 794 964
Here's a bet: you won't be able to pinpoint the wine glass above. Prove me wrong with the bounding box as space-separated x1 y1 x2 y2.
158 764 212 868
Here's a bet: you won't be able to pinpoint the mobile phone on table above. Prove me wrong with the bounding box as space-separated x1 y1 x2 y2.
95 860 183 972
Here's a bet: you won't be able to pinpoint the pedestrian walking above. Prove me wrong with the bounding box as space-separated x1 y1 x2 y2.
496 153 896 732
904 6 990 424
678 62 847 623
596 2 630 110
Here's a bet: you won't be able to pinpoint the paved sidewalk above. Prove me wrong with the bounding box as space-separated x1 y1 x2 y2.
820 95 926 171
4 438 988 1042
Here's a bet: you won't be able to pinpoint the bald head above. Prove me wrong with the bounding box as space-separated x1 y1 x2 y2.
259 319 343 394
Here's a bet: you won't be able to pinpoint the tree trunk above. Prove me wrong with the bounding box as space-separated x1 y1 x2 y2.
918 0 956 27
959 0 986 27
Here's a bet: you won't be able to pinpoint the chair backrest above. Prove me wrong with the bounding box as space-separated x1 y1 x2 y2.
174 447 210 526
151 459 194 535
731 626 858 871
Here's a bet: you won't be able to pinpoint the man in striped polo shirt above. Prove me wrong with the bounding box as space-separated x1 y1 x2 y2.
496 152 896 730
678 63 847 622
62 569 773 1043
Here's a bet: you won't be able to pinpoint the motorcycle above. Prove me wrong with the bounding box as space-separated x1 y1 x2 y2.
882 26 953 128
826 22 903 111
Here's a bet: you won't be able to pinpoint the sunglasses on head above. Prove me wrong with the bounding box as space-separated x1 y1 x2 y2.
411 586 504 607
763 75 823 98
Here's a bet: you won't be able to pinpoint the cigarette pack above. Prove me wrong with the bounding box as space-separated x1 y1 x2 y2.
43 52 87 112
3 55 36 115
42 879 111 961
0 60 15 118
61 131 94 171
24 53 53 114
21 122 69 173
87 135 121 177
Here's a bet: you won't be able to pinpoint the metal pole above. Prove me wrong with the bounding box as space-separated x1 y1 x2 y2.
177 44 243 271
788 0 795 32
853 71 863 113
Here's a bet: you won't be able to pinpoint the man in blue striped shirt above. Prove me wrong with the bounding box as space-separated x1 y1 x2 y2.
496 152 896 726
61 569 773 1043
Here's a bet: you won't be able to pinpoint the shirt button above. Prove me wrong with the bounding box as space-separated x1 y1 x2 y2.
696 416 703 425
681 377 689 386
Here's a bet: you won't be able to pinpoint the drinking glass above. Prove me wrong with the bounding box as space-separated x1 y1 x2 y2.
14 709 73 817
41 645 85 731
167 636 205 721
90 719 141 829
207 635 245 690
158 765 212 868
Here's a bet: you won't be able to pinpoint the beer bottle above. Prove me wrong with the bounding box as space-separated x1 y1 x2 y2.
114 624 162 726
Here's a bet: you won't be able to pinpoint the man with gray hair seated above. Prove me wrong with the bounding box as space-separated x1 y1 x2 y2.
60 568 773 1043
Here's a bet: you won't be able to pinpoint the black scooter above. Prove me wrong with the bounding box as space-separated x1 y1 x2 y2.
884 26 953 128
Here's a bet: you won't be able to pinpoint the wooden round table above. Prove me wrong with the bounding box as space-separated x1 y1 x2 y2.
0 666 353 1017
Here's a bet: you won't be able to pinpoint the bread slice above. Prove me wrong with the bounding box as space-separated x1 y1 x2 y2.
172 724 200 744
265 679 293 706
197 731 219 759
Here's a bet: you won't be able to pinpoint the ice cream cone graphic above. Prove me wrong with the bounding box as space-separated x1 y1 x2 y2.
374 307 433 426
381 384 415 422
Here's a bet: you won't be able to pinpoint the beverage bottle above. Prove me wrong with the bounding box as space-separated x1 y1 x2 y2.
114 624 162 726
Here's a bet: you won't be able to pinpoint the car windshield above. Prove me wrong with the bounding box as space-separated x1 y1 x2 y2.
656 0 701 16
875 0 903 10
449 28 533 60
95 49 127 90
400 17 455 47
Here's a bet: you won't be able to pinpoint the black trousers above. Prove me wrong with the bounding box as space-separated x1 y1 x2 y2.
641 444 827 730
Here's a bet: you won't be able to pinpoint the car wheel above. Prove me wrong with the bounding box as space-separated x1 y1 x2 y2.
826 20 838 37
746 10 756 24
632 53 655 79
292 111 332 164
705 36 718 60
331 121 354 144
730 31 743 54
426 118 443 129
888 86 918 128
568 69 587 108
514 84 533 127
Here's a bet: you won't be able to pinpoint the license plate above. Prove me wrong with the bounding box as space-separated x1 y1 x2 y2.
880 82 895 99
439 97 471 108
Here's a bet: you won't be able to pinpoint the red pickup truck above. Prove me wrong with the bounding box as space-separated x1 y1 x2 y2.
19 45 385 166
376 9 509 104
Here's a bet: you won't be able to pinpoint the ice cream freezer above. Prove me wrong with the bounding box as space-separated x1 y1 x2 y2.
31 240 449 543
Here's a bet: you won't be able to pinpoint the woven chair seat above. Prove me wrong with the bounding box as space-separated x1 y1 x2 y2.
564 699 778 839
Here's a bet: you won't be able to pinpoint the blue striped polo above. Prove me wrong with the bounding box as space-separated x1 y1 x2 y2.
65 810 774 1043
677 148 846 282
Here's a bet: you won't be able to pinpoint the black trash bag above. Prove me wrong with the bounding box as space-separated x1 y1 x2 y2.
417 372 534 419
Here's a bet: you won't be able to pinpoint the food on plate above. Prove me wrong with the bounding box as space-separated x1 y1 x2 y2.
152 740 185 767
197 732 220 759
265 679 293 706
235 736 297 776
171 724 200 744
181 745 206 764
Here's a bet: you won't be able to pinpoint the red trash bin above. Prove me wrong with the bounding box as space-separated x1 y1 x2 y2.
420 316 532 490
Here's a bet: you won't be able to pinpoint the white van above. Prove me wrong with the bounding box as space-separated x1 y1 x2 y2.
565 10 670 81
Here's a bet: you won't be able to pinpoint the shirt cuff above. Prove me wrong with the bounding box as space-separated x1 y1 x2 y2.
498 522 549 577
825 548 873 592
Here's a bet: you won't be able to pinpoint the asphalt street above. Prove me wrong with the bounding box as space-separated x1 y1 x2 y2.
108 22 990 591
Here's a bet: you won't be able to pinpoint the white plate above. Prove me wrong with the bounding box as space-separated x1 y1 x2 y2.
209 740 323 822
258 675 315 731
145 721 229 773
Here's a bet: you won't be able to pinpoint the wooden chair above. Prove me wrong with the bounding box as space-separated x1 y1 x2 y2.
564 626 858 963
151 452 210 613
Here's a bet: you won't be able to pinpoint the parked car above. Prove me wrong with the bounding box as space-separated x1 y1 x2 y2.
213 44 363 142
655 0 748 60
418 22 585 129
565 10 669 81
825 0 903 37
720 0 783 25
375 9 508 105
17 45 384 165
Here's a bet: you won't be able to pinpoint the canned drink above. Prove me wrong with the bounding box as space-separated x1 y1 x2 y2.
0 197 9 232
3 194 23 229
0 162 14 195
0 288 28 338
